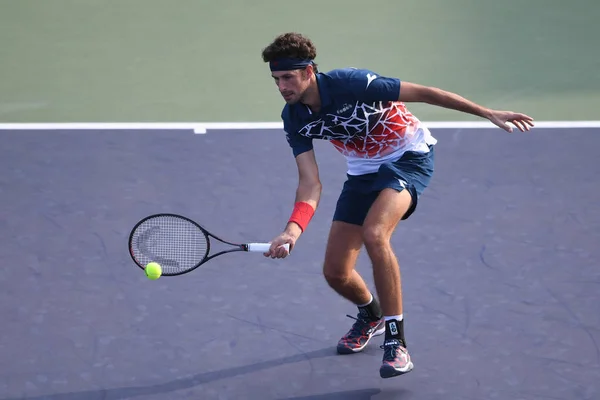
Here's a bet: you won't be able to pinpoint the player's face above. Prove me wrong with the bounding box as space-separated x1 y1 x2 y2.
271 68 311 104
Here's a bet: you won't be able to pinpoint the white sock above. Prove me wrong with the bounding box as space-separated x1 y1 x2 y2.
357 293 373 307
385 314 403 321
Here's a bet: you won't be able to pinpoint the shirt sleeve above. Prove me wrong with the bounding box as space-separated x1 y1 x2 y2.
343 68 401 103
282 107 313 157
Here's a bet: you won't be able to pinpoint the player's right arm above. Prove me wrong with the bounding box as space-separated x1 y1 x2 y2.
288 148 322 235
266 149 321 258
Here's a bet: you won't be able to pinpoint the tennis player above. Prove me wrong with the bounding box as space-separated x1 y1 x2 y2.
261 32 534 378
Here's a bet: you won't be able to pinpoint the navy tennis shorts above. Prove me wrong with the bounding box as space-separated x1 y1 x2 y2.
333 145 435 226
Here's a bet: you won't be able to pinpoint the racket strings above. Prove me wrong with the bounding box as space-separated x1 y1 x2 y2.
130 215 208 274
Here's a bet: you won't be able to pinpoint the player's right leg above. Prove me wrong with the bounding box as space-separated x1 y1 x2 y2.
322 221 369 305
324 178 385 354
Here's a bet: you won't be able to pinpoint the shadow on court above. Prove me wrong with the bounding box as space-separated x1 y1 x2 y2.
0 348 337 400
277 388 411 400
0 127 598 399
0 342 408 400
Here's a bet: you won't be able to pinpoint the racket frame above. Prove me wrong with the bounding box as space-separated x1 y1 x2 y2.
128 213 250 276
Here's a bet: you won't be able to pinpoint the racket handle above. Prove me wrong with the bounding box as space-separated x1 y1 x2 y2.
246 243 290 253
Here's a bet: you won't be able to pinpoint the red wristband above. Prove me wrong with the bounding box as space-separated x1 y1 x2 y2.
288 201 315 232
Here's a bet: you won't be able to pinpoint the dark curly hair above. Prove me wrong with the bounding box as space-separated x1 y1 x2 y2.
261 32 319 72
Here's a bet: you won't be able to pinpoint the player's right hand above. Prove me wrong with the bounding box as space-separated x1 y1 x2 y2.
265 231 297 259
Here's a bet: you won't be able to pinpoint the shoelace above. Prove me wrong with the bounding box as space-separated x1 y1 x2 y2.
380 341 401 359
344 314 373 338
379 343 400 360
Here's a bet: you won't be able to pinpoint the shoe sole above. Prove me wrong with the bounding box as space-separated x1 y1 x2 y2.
336 325 386 354
379 361 414 379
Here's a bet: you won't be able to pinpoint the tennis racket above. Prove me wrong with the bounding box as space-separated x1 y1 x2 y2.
128 213 289 276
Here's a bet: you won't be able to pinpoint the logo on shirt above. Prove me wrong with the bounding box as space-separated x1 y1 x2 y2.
366 73 377 88
336 103 353 114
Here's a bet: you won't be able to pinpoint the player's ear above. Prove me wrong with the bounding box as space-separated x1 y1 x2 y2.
304 64 315 79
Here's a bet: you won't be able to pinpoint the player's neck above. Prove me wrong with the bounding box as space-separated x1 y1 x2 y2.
301 76 321 113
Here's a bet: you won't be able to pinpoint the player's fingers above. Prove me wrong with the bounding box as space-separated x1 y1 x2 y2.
514 113 535 125
269 243 287 259
517 119 531 132
266 240 279 257
518 113 534 123
512 120 526 132
272 250 282 259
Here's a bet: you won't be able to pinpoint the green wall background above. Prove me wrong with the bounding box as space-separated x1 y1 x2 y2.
1 0 598 123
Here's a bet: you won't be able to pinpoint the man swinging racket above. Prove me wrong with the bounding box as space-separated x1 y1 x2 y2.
260 32 534 379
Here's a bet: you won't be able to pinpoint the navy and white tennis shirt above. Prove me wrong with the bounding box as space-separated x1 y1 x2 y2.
281 68 437 176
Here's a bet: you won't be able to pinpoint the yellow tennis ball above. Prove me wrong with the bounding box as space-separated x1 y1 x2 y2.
145 262 162 280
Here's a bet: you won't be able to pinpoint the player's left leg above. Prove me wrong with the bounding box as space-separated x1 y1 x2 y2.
363 145 435 378
362 188 414 378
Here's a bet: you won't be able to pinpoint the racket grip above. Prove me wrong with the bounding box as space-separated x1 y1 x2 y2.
247 243 290 253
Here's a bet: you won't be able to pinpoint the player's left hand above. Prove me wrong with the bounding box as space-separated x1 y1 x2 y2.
487 110 535 133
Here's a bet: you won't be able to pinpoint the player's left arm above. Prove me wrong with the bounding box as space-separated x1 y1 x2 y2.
398 81 535 133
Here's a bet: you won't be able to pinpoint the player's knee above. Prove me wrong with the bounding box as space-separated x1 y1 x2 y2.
323 264 350 289
362 225 389 250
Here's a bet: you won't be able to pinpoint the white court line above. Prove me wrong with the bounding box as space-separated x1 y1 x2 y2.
0 122 207 132
0 121 600 134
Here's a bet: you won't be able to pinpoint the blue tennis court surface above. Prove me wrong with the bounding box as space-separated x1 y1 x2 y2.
0 126 598 399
